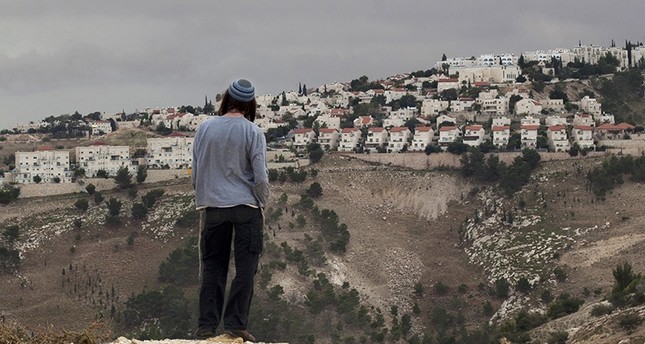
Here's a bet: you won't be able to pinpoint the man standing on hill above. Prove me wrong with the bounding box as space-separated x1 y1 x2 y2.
192 79 269 342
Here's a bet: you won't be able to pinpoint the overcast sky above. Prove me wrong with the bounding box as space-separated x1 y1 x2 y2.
1 0 644 130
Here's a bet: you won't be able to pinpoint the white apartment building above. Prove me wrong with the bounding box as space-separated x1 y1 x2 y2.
421 99 449 117
14 121 46 133
572 126 595 149
578 96 602 119
339 128 361 152
76 144 131 177
438 126 461 148
387 127 411 153
453 65 521 84
317 128 339 150
146 134 194 169
520 125 539 149
546 125 570 152
90 120 113 135
189 115 212 131
462 125 485 147
478 97 509 116
492 126 511 148
12 148 72 184
365 127 388 152
410 126 434 152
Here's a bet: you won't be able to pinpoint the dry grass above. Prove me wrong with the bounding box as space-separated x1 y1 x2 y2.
0 321 111 344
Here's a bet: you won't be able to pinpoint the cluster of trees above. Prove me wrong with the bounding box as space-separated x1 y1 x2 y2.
268 166 310 183
0 225 21 274
586 154 645 198
460 149 542 195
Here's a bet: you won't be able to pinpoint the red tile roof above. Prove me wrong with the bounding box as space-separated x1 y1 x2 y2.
492 126 510 131
439 78 459 82
548 125 566 131
341 128 359 133
521 125 540 130
465 125 483 131
389 127 409 133
369 127 385 132
415 126 433 132
318 128 337 134
294 128 314 134
574 125 594 130
440 126 458 132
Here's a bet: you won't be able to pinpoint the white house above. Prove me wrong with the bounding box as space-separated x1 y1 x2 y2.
492 116 511 127
291 128 316 150
146 134 194 169
438 126 461 148
189 114 212 131
353 116 374 128
546 125 570 152
572 113 595 127
540 99 565 112
387 127 411 153
76 144 131 177
492 126 511 148
365 127 388 152
571 126 595 149
410 126 435 152
11 147 72 184
421 99 450 117
451 98 475 112
521 116 540 126
90 120 113 136
462 125 485 147
515 99 543 115
437 78 460 93
477 97 509 116
315 114 341 130
520 125 539 149
317 128 340 150
578 96 602 119
545 115 568 126
436 114 457 127
339 128 361 152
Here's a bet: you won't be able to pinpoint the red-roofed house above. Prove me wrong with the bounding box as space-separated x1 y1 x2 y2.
437 78 460 93
365 127 388 152
317 128 340 150
515 99 543 115
353 115 374 128
572 126 595 149
573 113 595 127
520 125 539 149
388 127 411 152
546 125 570 152
339 128 361 152
463 125 486 147
410 126 435 152
438 126 461 148
292 128 316 150
596 123 635 139
492 126 511 148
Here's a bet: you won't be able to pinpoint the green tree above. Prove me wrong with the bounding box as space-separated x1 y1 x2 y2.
106 197 122 217
74 198 89 212
85 183 96 195
2 225 19 243
33 175 42 183
158 237 198 286
96 169 109 178
306 182 323 198
131 202 148 220
114 166 133 189
94 191 104 205
142 189 165 208
308 143 324 163
136 165 148 183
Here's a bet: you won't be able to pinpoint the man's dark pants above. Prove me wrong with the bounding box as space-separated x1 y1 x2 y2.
198 205 263 331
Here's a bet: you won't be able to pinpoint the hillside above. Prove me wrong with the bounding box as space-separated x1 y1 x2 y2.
1 152 644 343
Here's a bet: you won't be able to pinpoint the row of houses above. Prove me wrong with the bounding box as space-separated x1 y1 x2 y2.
5 134 195 184
289 118 636 154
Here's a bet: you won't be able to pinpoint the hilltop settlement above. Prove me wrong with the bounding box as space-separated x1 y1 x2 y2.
1 41 644 190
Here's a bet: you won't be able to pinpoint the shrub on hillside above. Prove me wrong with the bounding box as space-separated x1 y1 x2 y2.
158 236 198 286
74 198 89 212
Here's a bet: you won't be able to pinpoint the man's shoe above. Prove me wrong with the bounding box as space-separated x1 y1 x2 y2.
224 329 257 342
195 326 216 339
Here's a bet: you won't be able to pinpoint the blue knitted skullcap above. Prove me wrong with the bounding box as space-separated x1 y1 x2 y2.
228 79 255 102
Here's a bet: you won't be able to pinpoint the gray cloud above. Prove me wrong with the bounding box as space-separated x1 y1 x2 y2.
1 0 644 129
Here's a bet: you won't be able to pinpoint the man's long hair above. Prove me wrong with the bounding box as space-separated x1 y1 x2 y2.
218 91 257 122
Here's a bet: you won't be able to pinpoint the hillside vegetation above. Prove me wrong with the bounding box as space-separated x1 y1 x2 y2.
1 152 644 343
